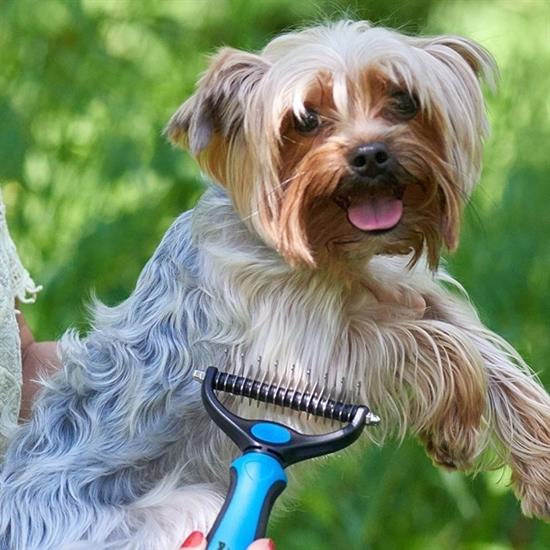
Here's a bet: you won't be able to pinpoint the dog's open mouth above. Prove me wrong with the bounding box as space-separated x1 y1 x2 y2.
335 186 405 233
347 194 403 232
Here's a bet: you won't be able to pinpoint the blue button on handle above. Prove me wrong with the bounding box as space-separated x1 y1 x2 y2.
251 422 292 444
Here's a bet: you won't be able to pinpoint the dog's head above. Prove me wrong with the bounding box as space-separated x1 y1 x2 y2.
166 21 496 270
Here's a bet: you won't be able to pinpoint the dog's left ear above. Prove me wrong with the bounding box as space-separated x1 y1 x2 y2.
165 47 270 155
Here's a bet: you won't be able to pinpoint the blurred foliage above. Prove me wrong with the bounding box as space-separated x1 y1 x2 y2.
1 0 549 548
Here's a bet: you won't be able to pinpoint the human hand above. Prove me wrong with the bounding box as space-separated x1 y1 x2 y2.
181 531 274 549
17 307 60 421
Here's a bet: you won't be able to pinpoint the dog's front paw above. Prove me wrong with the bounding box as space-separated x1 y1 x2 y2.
421 425 479 472
513 457 550 523
517 483 550 522
369 283 427 320
396 286 427 318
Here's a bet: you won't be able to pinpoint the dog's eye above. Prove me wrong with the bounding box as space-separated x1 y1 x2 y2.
294 109 321 134
390 91 419 119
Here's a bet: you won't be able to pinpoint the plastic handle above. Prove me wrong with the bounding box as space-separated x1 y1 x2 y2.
207 452 287 550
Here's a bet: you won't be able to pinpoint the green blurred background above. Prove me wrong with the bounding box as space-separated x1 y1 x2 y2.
1 0 549 548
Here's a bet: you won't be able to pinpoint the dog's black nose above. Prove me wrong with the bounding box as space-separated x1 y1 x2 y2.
348 142 391 178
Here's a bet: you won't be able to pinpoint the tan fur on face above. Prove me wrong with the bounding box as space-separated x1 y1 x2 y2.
275 67 465 269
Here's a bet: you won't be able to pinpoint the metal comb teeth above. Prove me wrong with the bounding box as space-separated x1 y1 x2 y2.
193 369 380 426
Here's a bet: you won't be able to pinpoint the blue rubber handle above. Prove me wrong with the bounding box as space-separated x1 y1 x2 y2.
206 452 287 550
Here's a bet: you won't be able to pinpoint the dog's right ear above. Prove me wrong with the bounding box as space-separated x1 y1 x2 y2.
165 47 270 155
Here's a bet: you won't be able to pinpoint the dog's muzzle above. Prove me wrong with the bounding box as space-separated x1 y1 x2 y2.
335 143 405 233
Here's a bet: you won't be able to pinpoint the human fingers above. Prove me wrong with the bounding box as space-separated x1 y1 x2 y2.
180 531 207 549
180 532 274 549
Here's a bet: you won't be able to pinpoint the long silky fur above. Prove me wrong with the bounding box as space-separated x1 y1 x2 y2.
1 188 548 549
1 20 548 550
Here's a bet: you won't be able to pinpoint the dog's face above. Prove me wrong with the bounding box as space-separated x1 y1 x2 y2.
167 21 496 270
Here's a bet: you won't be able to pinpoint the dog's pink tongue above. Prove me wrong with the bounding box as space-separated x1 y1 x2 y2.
347 196 403 231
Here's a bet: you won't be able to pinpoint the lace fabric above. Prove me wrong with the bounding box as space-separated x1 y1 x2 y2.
0 188 41 455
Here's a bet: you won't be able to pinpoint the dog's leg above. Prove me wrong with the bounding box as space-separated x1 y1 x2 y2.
361 312 488 472
420 288 550 520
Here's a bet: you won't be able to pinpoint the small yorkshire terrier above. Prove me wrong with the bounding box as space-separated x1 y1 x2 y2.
1 20 549 549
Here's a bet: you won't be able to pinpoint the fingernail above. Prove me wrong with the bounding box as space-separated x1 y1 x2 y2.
267 540 276 550
181 531 204 548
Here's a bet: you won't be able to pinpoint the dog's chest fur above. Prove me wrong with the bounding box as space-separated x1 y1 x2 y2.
189 187 416 397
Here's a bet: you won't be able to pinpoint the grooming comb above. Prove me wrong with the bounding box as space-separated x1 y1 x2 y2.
193 365 380 550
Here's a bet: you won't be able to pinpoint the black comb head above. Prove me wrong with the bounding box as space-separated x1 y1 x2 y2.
195 366 377 466
193 368 380 426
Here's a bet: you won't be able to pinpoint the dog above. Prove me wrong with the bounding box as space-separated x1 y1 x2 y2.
1 20 549 549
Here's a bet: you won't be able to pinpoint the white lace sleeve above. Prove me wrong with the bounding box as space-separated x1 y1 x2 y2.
0 188 41 454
